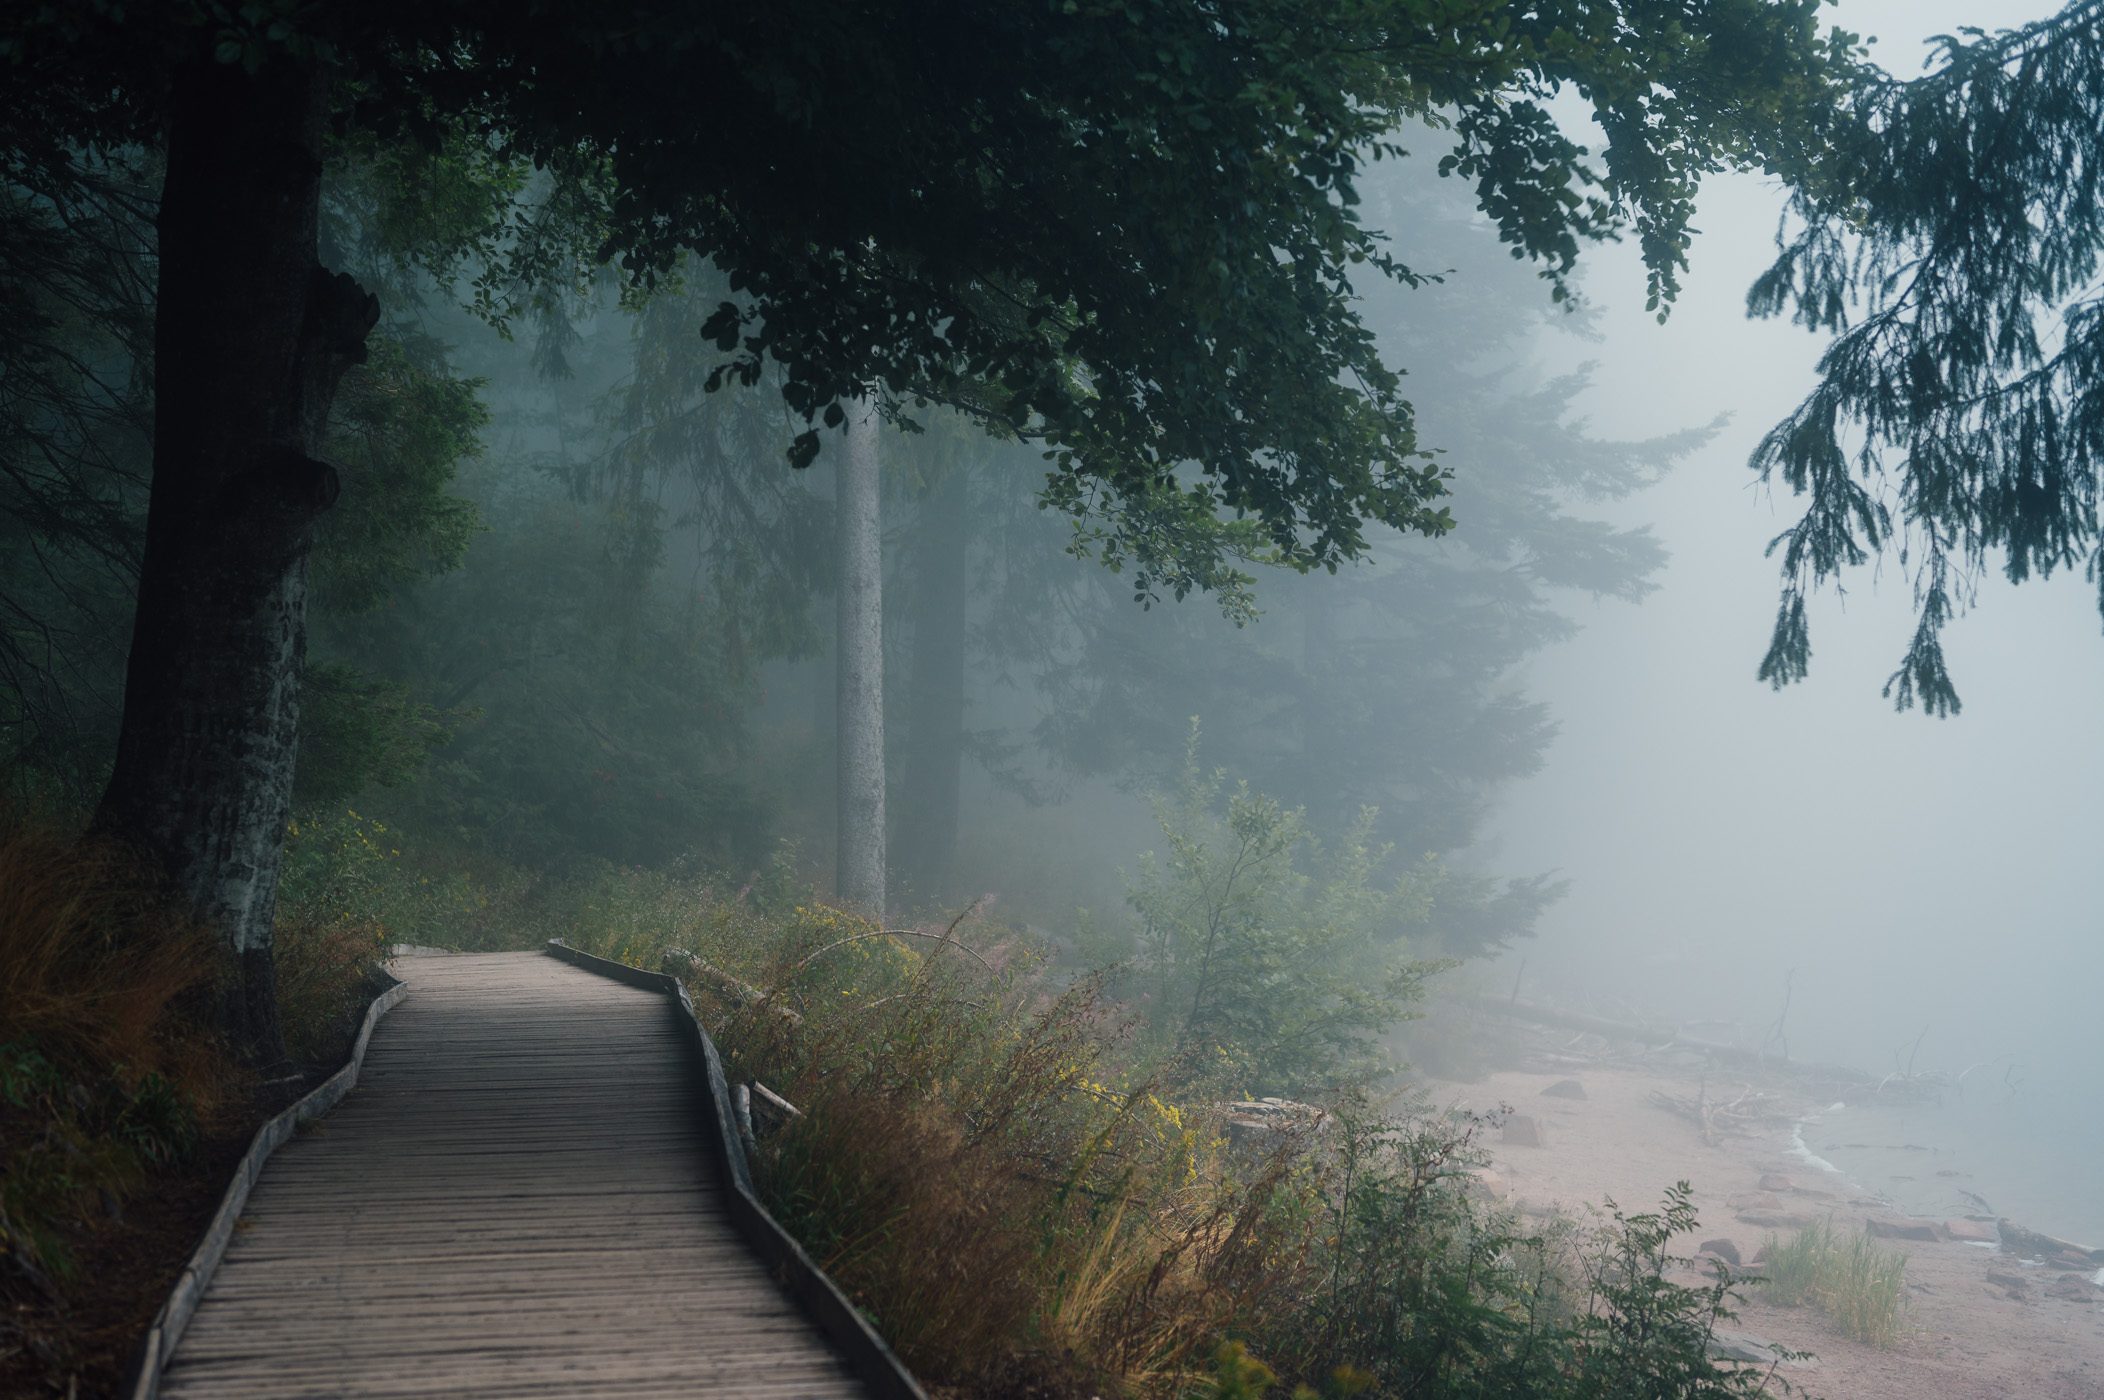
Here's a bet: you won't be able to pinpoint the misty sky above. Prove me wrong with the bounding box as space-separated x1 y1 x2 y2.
1484 0 2102 1081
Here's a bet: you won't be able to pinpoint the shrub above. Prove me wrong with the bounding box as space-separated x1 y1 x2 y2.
1558 1185 1801 1398
1109 727 1444 1098
275 808 442 1063
279 807 481 950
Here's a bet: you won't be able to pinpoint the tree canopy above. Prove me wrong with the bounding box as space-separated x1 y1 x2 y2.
7 0 1858 593
0 0 1869 1059
1750 0 2104 714
976 148 1702 956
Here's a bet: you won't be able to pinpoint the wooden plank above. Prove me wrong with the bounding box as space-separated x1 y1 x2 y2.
544 941 929 1400
154 952 870 1399
128 975 411 1399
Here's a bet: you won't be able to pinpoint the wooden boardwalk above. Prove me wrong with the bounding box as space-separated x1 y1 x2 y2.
159 951 868 1398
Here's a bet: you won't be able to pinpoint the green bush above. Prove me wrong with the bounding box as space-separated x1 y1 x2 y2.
1107 726 1445 1097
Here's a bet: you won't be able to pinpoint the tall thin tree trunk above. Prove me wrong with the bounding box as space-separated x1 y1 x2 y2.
1299 580 1342 825
834 403 886 917
897 467 969 904
93 57 377 1065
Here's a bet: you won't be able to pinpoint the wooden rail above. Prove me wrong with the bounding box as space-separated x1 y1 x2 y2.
142 949 921 1399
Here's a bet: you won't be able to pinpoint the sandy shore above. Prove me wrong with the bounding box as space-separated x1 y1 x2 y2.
1419 1058 2104 1399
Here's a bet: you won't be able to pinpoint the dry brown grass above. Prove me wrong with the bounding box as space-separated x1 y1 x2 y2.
550 873 1797 1400
0 815 219 1096
0 809 395 1394
0 812 229 1317
669 903 1330 1398
273 911 391 1065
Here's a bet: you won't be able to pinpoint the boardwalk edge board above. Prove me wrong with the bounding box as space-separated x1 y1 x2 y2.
544 938 931 1400
126 974 411 1400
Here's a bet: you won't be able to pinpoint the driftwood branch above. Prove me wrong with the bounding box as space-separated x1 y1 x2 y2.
1648 1082 1791 1146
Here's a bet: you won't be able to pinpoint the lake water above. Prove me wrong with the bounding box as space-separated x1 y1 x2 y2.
1794 1074 2104 1247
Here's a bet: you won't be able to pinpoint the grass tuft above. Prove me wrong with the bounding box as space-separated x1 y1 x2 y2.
1757 1218 1908 1346
0 816 215 1086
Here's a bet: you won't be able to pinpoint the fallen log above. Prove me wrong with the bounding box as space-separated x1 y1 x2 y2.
661 947 804 1026
1464 995 1875 1091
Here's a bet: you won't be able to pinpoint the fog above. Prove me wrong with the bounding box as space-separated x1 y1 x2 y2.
20 6 2104 1395
1499 0 2098 1055
1485 0 2104 1235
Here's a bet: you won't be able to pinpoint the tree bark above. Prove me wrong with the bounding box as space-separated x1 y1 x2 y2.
93 56 377 1065
834 403 886 917
896 466 969 904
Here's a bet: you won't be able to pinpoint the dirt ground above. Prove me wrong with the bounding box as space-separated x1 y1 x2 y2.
1423 1061 2104 1400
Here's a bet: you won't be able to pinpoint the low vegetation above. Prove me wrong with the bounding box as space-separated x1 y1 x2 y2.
1 773 1805 1398
0 818 218 1288
1756 1219 1908 1347
542 866 1795 1398
0 810 388 1394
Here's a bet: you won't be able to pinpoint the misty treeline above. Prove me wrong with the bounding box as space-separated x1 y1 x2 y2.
0 131 1677 1059
5 1 2104 1084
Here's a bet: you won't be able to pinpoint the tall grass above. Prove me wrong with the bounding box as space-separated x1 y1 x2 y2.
550 865 1800 1399
0 813 222 1291
1757 1219 1907 1346
0 818 214 1085
0 807 391 1296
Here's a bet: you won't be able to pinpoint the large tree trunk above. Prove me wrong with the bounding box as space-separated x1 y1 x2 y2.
94 57 377 1065
834 404 886 917
896 466 969 905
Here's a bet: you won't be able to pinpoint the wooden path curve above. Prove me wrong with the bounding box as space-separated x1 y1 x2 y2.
159 951 871 1398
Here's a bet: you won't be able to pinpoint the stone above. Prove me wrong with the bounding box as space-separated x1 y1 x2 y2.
1707 1331 1779 1365
1996 1219 2104 1264
1737 1210 1819 1231
1985 1270 2031 1295
1865 1216 1947 1242
1501 1113 1545 1148
1706 1330 1812 1369
1540 1078 1588 1100
1944 1218 1999 1244
1698 1238 1743 1267
2047 1271 2098 1301
1758 1173 1794 1192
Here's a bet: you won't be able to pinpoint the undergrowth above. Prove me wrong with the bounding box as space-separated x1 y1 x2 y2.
0 809 389 1389
1757 1218 1907 1346
550 868 1798 1399
0 817 219 1292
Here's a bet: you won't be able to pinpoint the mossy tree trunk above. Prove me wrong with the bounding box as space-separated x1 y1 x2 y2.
94 56 377 1066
